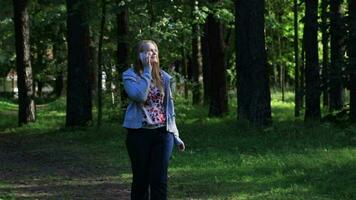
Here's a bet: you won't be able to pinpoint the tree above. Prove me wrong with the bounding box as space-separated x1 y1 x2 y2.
202 20 211 106
13 0 36 126
116 2 129 110
329 0 344 111
191 0 203 105
235 0 271 126
349 0 356 121
321 0 330 107
66 0 92 127
304 0 321 122
207 0 228 117
294 0 301 117
97 0 107 127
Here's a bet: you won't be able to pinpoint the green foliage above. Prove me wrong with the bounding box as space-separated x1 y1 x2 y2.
265 0 307 87
0 0 15 77
29 1 67 83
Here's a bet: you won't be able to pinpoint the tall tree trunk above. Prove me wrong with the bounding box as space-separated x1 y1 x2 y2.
37 80 43 97
52 44 64 97
202 21 211 106
66 0 92 127
321 0 329 107
13 0 36 126
117 4 129 110
54 71 64 97
349 0 356 121
278 34 285 101
181 41 189 98
294 0 301 117
235 0 271 126
329 0 344 111
208 0 228 117
191 0 203 105
304 0 321 122
301 25 306 108
97 0 106 127
2 78 6 93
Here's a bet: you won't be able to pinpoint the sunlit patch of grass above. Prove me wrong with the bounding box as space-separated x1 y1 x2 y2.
0 100 18 111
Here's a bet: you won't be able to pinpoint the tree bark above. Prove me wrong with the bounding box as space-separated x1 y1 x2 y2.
191 0 203 105
321 0 330 107
37 80 43 97
66 0 92 127
301 24 306 108
304 0 321 122
349 0 356 121
329 0 344 111
52 44 64 98
294 0 301 117
202 21 211 106
278 34 285 101
207 0 228 117
13 0 36 126
235 0 271 126
97 0 106 127
54 71 64 97
116 4 129 109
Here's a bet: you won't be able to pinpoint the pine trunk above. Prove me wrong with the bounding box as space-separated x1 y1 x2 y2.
294 0 301 117
304 0 321 122
97 0 106 127
53 44 64 97
329 0 344 111
13 0 36 126
191 0 203 105
207 2 228 117
321 0 329 107
301 27 306 108
66 0 92 127
202 21 211 106
349 0 356 121
117 5 129 109
235 0 271 126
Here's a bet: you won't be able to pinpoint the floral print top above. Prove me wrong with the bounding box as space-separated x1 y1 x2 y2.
142 74 166 127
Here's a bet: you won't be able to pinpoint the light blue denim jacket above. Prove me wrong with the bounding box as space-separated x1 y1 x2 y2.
122 67 183 145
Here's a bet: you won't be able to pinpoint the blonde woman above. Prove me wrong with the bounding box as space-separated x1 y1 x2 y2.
122 40 185 200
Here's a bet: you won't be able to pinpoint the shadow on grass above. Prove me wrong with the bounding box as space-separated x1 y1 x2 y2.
169 160 356 200
0 179 129 199
1 96 356 199
0 126 132 199
168 109 356 199
0 111 17 131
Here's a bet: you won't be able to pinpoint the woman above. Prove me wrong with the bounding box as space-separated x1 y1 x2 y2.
122 40 185 200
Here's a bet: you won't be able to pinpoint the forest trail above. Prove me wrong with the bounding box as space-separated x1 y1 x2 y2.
0 130 130 200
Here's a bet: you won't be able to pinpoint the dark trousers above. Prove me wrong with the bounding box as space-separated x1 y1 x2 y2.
126 127 174 200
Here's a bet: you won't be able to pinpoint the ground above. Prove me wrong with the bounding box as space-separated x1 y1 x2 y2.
0 130 130 200
1 95 356 200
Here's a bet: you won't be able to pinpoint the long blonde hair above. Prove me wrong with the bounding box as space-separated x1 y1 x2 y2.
134 40 164 92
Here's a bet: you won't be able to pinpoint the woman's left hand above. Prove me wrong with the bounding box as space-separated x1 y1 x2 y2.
178 142 185 152
174 137 185 152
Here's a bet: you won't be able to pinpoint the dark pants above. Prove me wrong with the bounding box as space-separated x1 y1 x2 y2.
126 127 174 200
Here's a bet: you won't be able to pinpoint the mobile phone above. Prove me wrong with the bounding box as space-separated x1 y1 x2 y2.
139 52 146 63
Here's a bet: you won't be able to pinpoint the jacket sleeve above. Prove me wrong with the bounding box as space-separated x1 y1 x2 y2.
123 68 152 103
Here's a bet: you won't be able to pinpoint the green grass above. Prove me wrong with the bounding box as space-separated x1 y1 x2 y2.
0 93 355 199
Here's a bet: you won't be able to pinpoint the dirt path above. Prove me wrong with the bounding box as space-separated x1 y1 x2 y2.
0 132 130 199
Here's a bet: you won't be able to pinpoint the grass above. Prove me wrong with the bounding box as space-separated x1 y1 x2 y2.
0 92 355 199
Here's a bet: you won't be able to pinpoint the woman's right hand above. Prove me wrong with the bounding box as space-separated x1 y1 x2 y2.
140 52 152 70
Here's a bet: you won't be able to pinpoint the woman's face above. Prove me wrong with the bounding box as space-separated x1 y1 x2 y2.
143 42 159 64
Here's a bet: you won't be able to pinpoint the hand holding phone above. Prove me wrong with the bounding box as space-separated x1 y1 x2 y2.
139 52 151 68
